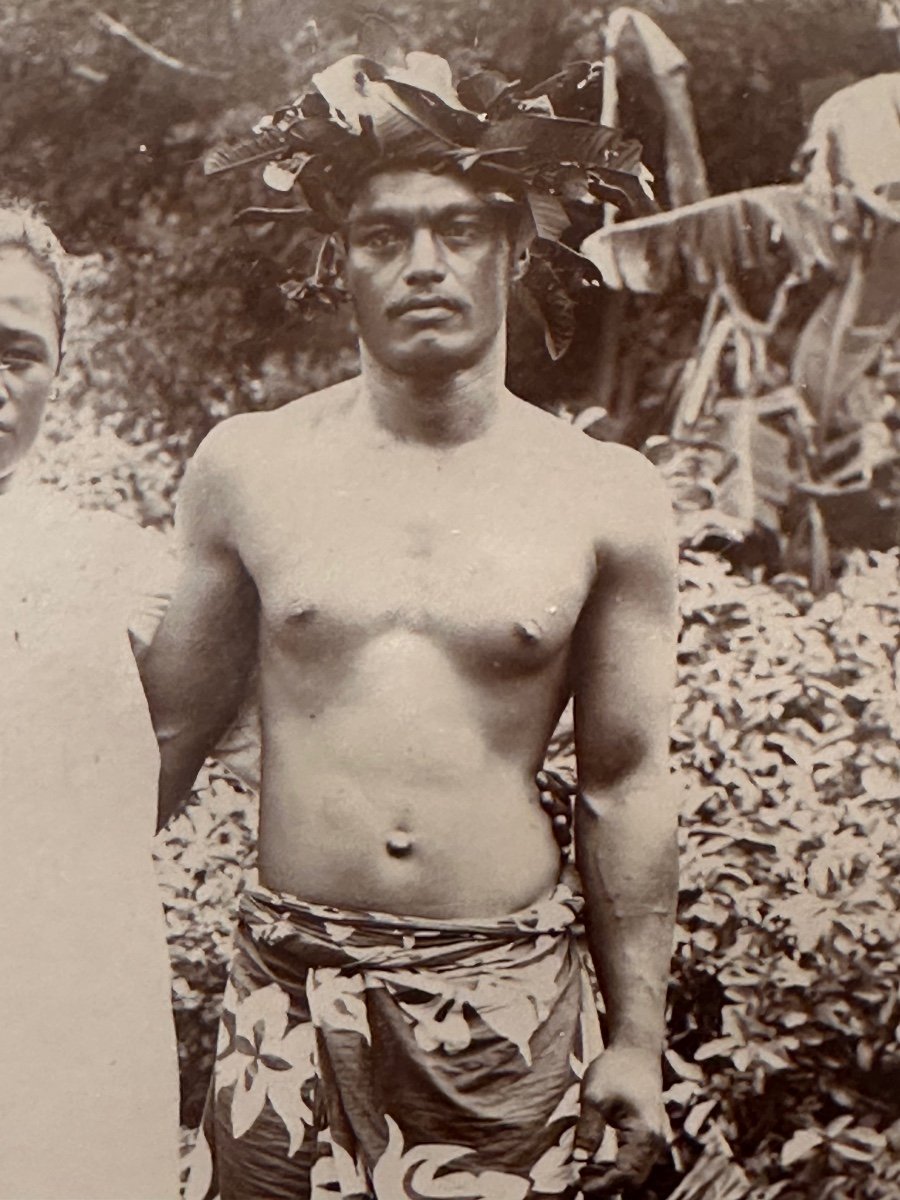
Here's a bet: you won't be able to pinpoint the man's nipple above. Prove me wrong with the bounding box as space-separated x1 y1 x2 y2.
515 619 543 644
285 601 318 623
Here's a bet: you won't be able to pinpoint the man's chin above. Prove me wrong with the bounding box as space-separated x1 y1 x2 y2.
386 337 490 378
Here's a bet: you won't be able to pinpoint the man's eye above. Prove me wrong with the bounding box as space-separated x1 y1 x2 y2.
0 351 38 371
441 220 489 243
359 228 403 251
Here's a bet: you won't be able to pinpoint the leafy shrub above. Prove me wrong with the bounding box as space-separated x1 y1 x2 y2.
665 548 900 1197
154 766 257 1125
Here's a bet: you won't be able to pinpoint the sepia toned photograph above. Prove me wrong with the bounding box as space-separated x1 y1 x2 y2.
1 1 898 1197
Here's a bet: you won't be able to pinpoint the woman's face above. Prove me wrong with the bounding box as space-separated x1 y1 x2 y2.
0 246 60 485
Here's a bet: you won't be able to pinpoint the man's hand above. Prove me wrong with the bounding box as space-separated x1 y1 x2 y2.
573 1046 667 1196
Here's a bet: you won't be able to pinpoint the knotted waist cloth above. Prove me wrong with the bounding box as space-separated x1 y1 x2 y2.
185 875 602 1199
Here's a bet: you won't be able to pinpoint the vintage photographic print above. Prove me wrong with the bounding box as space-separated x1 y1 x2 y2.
1 1 898 1197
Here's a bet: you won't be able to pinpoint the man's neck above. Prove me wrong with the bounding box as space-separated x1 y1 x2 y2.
358 345 506 448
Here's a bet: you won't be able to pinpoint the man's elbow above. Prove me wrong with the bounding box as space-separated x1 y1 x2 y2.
579 731 665 796
577 754 679 826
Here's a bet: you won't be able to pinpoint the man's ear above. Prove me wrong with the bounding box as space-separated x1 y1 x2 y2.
509 212 535 282
320 232 348 290
511 245 532 282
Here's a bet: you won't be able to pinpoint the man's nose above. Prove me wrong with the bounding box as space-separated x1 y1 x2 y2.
404 229 446 285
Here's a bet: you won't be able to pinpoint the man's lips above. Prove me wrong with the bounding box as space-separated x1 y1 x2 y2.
389 297 461 318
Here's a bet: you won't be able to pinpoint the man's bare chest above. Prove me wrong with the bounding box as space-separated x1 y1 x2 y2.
235 460 598 667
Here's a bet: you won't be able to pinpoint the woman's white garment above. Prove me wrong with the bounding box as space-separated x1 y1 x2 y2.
0 484 180 1199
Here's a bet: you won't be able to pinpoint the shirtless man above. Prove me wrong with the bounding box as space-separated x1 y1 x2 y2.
146 162 679 1199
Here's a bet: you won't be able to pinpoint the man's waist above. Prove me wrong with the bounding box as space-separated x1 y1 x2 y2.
238 867 583 968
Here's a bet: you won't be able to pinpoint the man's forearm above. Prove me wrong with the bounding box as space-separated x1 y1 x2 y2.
575 779 679 1052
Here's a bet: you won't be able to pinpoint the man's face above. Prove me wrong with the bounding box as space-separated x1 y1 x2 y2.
342 169 515 377
0 247 60 482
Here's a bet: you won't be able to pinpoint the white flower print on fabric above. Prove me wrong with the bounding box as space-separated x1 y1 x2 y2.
183 1123 214 1200
306 967 373 1042
513 893 579 934
547 1082 581 1126
528 1125 577 1194
392 988 474 1055
383 936 568 1063
309 1127 369 1199
371 1117 530 1200
216 981 318 1154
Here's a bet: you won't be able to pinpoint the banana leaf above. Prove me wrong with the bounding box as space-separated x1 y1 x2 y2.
799 72 900 209
708 398 794 536
580 185 840 294
604 6 709 206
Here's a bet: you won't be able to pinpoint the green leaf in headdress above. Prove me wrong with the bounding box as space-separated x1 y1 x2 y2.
587 167 658 217
511 62 599 117
480 113 628 170
296 158 348 230
290 116 358 156
204 126 297 175
382 78 485 146
369 89 465 160
519 253 579 360
526 190 572 242
456 70 517 115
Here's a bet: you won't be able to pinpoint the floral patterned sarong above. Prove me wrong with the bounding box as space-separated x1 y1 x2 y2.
186 875 602 1200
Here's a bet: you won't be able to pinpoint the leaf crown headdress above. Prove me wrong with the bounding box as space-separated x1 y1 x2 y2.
205 50 655 355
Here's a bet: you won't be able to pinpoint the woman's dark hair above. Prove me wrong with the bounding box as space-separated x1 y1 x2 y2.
0 200 68 349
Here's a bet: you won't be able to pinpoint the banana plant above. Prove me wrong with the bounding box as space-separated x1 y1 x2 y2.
582 16 900 588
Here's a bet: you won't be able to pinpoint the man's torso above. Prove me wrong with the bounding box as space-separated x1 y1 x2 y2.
216 380 631 917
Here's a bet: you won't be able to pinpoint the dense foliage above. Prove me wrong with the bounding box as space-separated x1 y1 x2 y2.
667 549 899 1197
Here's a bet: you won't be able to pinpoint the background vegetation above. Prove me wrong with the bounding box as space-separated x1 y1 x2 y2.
5 1 897 1195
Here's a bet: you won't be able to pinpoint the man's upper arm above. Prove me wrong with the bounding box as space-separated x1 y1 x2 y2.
172 426 255 623
572 448 679 795
142 422 259 739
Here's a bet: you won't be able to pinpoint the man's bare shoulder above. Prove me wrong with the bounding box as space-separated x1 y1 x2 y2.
193 376 359 474
506 398 671 525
